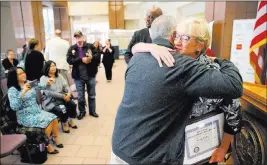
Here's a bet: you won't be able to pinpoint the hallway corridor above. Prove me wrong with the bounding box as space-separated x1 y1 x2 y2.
1 59 127 164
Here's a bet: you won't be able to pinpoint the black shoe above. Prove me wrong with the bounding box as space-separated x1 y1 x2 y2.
68 122 78 129
51 139 64 148
56 144 64 148
61 123 70 133
77 113 86 120
48 149 59 154
89 112 99 118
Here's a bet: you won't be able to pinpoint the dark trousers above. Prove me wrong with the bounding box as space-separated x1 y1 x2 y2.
74 77 96 114
103 62 113 80
51 100 77 123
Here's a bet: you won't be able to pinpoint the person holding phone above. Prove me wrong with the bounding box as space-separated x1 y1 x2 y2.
7 67 63 154
40 61 77 133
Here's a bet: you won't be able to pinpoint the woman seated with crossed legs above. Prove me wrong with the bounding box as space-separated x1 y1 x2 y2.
40 61 77 133
7 67 63 154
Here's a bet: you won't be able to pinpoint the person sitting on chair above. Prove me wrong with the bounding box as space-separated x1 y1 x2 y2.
7 67 63 154
40 61 78 133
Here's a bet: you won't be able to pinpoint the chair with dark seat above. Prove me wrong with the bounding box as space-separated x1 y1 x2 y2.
36 89 42 108
0 134 32 163
1 78 8 95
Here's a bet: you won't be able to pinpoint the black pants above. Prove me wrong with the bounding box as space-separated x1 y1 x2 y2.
51 100 77 123
103 62 113 80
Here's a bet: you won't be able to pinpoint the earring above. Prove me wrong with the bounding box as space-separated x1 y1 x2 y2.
195 50 200 56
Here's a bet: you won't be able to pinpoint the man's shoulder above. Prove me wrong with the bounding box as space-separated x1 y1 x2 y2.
135 28 148 35
130 52 154 63
69 44 77 49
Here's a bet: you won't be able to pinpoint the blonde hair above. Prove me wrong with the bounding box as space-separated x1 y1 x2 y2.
28 38 39 50
177 17 211 51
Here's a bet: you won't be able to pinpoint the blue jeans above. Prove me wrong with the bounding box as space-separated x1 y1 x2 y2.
74 77 96 114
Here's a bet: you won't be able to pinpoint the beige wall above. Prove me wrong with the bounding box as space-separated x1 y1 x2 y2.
125 20 139 30
72 15 108 25
1 2 17 54
68 2 108 16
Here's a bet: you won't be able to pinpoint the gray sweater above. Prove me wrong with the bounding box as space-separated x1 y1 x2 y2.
112 38 243 164
40 75 69 111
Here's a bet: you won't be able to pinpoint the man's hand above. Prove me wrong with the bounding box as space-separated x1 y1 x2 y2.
150 45 175 67
82 57 89 64
209 147 227 163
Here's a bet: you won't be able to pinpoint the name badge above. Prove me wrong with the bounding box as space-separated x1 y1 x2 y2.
183 112 224 164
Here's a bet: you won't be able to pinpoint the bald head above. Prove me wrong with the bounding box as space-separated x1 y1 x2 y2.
145 6 163 28
55 29 61 37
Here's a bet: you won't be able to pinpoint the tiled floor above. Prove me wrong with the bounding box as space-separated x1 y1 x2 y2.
0 60 127 165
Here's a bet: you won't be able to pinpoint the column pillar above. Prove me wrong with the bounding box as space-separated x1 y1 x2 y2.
109 1 125 29
205 1 258 59
53 1 71 44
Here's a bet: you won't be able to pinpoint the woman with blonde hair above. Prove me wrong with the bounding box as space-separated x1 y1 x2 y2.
24 38 45 81
131 17 242 165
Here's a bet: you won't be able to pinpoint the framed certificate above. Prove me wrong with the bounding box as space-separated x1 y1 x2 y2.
183 112 225 165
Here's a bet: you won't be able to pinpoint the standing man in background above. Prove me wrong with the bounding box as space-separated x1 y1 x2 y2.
67 31 99 120
124 6 162 64
45 29 70 78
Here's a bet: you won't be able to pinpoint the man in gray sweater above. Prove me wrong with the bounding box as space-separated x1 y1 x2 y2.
111 16 243 164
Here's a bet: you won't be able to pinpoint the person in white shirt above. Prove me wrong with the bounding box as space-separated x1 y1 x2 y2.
45 30 70 77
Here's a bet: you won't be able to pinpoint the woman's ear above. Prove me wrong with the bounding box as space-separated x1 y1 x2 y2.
195 42 204 54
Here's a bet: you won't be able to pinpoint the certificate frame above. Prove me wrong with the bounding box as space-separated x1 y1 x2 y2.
183 111 224 165
185 120 221 159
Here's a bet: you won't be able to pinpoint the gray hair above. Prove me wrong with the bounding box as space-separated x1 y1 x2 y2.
150 15 177 40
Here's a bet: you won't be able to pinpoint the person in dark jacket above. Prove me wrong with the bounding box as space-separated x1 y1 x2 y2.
24 38 45 81
111 16 243 165
93 41 102 67
66 31 99 120
124 6 162 64
102 39 115 82
2 49 18 72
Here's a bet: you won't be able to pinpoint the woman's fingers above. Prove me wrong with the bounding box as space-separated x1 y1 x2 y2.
161 55 173 67
156 57 163 67
167 48 176 63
